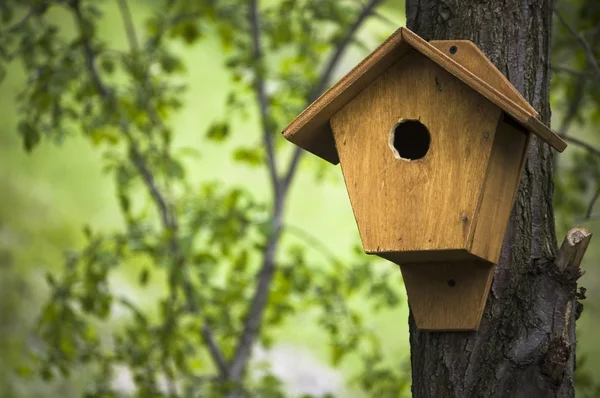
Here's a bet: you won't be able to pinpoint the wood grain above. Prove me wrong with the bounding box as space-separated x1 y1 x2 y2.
330 50 501 261
429 40 538 116
400 260 495 330
469 119 529 263
282 27 566 165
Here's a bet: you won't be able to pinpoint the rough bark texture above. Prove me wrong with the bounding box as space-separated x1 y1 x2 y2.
406 1 581 397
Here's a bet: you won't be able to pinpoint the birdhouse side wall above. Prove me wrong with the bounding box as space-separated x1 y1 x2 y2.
330 50 502 260
468 117 530 263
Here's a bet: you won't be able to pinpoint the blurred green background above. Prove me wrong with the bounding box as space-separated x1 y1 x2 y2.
1 0 599 397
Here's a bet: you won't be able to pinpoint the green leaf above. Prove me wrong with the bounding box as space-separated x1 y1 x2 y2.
139 268 150 286
100 58 115 74
206 122 230 141
233 147 263 166
83 225 92 239
40 366 53 381
166 157 185 179
331 343 345 366
15 364 33 378
90 129 119 146
44 272 56 287
180 22 201 44
118 193 130 213
1 4 13 24
60 336 76 357
18 121 40 152
160 54 184 73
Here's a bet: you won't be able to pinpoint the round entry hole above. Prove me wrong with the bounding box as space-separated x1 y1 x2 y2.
389 119 431 161
447 279 456 287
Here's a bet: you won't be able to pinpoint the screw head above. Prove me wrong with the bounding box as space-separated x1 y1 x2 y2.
461 215 468 222
483 132 489 139
449 45 458 54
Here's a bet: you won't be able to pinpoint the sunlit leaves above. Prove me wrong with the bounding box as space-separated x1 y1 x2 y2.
90 128 120 146
206 121 230 141
552 0 600 230
233 146 264 166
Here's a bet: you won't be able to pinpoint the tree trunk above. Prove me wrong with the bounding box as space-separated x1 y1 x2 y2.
406 1 583 397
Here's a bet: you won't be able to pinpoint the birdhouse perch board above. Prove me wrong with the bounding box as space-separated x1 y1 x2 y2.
282 27 567 331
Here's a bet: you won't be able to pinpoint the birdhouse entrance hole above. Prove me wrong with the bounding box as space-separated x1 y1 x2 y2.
389 119 431 161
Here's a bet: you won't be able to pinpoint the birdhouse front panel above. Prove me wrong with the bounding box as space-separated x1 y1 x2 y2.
330 50 502 263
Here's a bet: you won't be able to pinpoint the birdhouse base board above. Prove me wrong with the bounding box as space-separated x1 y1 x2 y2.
377 249 479 265
400 260 495 331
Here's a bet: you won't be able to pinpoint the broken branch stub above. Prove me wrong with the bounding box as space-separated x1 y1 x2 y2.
555 226 592 272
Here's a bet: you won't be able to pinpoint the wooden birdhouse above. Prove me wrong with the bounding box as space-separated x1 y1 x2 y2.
282 27 567 331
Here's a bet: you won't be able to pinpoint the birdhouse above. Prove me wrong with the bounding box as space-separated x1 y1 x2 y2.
282 27 567 331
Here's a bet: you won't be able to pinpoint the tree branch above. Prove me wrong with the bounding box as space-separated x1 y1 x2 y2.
556 74 587 137
556 135 600 221
281 0 384 193
554 8 600 83
249 0 279 194
372 9 399 28
202 325 229 378
72 0 172 231
555 226 592 272
553 16 600 141
284 224 343 267
310 0 384 101
586 187 600 219
70 0 108 98
116 0 140 53
558 134 600 157
228 220 281 384
228 0 383 387
6 1 50 33
552 65 596 80
580 212 600 221
69 0 227 376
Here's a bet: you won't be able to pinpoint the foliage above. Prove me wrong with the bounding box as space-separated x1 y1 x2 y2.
551 0 600 393
552 0 600 232
0 0 408 397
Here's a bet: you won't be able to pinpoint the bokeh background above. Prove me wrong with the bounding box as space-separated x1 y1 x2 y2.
1 0 599 397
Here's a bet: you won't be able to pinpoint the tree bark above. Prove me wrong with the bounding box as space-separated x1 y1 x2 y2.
406 1 583 397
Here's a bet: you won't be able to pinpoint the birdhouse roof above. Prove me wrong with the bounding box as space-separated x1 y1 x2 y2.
282 27 567 164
